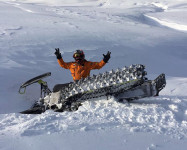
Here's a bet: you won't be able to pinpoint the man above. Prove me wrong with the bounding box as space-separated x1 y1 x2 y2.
53 48 111 92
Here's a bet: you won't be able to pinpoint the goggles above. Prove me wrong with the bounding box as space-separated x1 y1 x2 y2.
74 53 81 58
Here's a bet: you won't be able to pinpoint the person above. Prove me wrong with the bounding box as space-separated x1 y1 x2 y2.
53 48 111 92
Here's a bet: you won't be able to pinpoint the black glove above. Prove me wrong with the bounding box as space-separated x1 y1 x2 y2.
103 51 111 63
54 48 62 59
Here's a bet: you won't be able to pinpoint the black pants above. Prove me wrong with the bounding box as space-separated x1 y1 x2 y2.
53 82 72 92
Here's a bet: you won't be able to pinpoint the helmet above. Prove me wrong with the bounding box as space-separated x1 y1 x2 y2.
73 49 85 60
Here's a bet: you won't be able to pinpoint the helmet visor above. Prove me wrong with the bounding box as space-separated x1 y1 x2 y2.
74 53 81 58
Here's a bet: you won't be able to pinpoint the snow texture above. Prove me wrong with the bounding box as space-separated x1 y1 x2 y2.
0 0 187 150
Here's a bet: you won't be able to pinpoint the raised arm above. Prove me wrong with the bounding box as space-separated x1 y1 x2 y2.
54 48 70 69
89 51 111 70
89 60 106 70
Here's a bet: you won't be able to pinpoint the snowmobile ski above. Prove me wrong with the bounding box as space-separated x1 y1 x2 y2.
20 105 45 114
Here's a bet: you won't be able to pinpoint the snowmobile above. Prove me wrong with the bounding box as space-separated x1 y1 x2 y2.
19 64 166 114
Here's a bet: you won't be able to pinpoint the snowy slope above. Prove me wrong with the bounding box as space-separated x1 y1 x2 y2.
0 0 187 150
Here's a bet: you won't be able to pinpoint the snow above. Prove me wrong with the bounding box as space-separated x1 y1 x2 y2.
0 0 187 149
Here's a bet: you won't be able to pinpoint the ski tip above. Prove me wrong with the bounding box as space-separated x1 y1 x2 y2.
20 107 45 114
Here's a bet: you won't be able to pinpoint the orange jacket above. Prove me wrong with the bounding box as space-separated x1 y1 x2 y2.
57 58 106 81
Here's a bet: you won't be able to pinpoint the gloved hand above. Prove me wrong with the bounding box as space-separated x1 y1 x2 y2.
103 51 111 63
54 48 62 59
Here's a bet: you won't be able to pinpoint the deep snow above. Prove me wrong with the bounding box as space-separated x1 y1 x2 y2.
0 0 187 150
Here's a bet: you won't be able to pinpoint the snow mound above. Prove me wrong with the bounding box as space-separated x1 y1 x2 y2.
145 14 187 32
1 96 187 139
